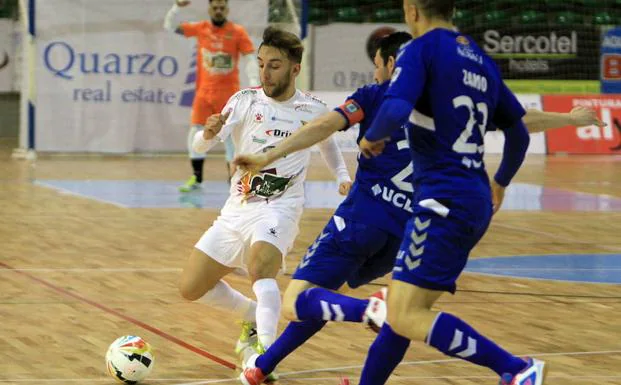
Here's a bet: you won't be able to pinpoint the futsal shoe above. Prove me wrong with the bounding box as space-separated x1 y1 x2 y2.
499 358 547 385
363 287 387 333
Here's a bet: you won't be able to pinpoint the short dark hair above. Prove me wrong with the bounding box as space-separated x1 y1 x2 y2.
412 0 455 20
209 0 228 3
378 32 412 65
259 26 304 64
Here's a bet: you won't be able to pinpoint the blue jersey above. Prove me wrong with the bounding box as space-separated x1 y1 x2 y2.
384 29 525 201
333 82 412 237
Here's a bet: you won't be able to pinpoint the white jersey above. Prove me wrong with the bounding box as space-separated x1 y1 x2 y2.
217 88 341 213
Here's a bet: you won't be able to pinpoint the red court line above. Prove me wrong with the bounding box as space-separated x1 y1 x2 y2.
0 261 236 370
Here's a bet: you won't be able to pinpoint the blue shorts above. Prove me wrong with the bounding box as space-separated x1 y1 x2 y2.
392 198 493 294
293 215 402 290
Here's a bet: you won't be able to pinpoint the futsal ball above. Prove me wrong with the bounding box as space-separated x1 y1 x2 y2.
105 335 155 384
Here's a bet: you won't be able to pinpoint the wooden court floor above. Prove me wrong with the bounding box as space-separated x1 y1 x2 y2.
2 141 621 384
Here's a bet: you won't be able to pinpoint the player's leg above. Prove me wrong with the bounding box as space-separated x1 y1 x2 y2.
241 279 324 385
182 217 261 367
246 239 283 350
178 220 257 322
289 216 395 324
241 217 389 385
358 202 542 385
180 95 211 192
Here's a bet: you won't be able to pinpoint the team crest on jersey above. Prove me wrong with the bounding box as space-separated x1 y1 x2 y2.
456 35 469 46
255 113 264 122
237 168 295 200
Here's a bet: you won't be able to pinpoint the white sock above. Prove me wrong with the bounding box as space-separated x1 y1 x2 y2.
197 280 256 322
252 278 281 348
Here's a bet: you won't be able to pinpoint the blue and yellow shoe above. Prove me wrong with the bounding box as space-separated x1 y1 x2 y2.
499 358 547 385
179 175 201 193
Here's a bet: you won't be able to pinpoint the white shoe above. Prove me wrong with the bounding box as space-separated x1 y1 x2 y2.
363 287 387 333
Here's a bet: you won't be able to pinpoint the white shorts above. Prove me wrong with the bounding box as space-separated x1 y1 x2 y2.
195 203 300 271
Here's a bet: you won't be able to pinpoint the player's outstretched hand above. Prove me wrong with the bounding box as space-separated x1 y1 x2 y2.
175 0 191 7
203 110 230 140
491 180 505 214
569 106 604 127
233 153 269 174
338 181 352 196
359 137 388 159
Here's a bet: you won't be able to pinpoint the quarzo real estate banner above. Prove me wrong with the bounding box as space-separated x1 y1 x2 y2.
32 0 266 153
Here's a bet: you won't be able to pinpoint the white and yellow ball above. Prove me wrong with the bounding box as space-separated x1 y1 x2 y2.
105 336 154 384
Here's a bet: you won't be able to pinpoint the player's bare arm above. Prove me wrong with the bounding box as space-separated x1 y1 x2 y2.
523 107 602 133
234 111 348 173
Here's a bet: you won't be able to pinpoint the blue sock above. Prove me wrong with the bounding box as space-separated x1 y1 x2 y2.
427 312 527 376
359 324 410 385
255 319 326 374
295 288 369 322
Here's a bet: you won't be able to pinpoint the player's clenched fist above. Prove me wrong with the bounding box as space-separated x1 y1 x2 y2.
175 0 191 7
203 110 230 140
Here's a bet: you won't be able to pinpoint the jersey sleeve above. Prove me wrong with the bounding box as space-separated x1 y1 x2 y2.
180 21 205 38
385 41 428 105
217 91 249 140
492 81 526 130
237 26 255 55
334 86 371 130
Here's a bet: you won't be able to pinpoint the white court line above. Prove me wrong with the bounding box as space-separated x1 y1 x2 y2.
0 268 181 273
169 349 621 385
33 181 129 208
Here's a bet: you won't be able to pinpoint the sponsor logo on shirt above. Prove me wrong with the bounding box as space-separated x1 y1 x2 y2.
265 129 292 138
255 113 264 122
252 135 267 144
294 103 313 113
271 116 295 123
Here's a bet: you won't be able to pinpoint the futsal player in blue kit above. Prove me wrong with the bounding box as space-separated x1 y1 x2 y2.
233 22 598 382
353 1 547 385
234 31 415 385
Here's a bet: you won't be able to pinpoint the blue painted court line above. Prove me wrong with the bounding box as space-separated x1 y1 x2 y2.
34 180 621 211
465 254 621 284
34 180 348 209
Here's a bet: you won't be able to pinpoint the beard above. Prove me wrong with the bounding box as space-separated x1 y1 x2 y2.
211 17 227 27
263 77 291 99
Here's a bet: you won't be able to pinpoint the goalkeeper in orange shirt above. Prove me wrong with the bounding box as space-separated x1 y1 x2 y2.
164 0 259 191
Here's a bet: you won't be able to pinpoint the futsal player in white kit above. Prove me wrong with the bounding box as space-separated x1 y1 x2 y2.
177 26 351 376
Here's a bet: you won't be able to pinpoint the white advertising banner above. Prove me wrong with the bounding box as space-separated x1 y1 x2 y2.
310 92 546 154
0 19 14 92
311 23 407 91
34 0 267 152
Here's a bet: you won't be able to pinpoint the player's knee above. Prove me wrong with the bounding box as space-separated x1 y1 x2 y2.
178 274 217 302
387 308 417 337
248 252 281 282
